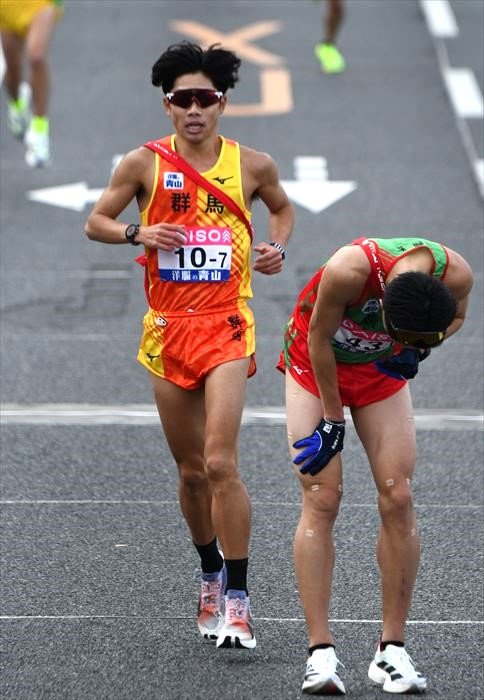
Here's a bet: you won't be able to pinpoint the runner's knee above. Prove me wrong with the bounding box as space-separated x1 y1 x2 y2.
302 483 342 523
28 49 48 68
178 461 209 495
378 477 414 523
204 451 237 485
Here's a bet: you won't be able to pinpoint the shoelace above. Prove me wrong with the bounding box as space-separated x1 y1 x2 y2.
200 580 222 609
307 652 345 675
226 597 248 621
386 647 419 676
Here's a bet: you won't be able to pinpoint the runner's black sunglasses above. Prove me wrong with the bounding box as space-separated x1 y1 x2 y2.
165 89 224 108
386 318 446 349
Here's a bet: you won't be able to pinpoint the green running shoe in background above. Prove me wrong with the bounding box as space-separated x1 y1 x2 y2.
25 116 51 168
315 42 346 74
7 82 31 139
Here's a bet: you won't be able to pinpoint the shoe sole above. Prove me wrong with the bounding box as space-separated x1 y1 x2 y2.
368 662 426 694
197 612 224 641
216 634 256 650
198 620 224 642
382 681 426 694
302 678 345 695
200 631 218 642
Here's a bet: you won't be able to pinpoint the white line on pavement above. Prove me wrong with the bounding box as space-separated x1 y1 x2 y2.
443 68 484 119
0 500 480 509
0 614 482 624
420 0 458 38
1 404 482 429
420 0 484 197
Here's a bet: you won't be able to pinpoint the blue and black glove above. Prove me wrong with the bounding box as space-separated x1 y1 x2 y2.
293 418 345 476
376 347 431 380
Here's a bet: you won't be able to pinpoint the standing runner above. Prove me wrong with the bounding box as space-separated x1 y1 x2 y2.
85 42 294 651
278 237 473 694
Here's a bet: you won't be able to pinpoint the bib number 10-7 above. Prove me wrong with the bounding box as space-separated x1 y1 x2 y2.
157 226 232 282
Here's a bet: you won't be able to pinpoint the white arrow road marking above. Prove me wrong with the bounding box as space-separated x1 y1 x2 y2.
26 155 355 213
282 156 356 213
281 179 357 214
27 176 356 215
27 182 104 212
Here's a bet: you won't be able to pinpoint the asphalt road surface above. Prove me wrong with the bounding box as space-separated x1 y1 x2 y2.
1 1 483 698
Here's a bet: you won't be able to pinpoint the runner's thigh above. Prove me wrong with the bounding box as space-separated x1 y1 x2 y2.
204 357 250 453
150 373 205 464
286 372 343 489
285 371 322 460
351 384 416 487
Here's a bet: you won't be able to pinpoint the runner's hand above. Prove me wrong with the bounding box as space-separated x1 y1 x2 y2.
253 243 283 275
293 419 345 475
139 223 187 251
376 348 431 380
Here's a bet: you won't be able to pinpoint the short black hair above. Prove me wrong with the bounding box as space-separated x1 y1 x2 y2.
382 271 457 332
151 42 241 94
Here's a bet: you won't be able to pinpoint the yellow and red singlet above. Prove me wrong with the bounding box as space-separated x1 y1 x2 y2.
140 134 253 314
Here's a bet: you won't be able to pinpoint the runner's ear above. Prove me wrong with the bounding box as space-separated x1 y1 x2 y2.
218 94 227 114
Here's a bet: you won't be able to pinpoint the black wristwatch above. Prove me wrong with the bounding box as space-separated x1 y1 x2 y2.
125 223 140 246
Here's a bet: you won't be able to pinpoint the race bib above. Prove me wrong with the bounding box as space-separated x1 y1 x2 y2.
333 318 393 354
157 226 232 282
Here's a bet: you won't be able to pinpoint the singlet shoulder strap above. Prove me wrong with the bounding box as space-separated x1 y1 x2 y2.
353 236 386 297
144 140 253 241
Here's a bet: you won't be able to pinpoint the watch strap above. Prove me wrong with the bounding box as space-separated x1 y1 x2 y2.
269 241 285 260
125 224 140 246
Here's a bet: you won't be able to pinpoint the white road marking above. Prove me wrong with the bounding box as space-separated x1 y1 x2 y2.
419 0 484 198
281 156 356 214
420 0 458 38
294 156 328 180
0 614 481 623
27 182 104 211
474 159 484 191
443 68 484 119
0 499 480 509
1 404 482 429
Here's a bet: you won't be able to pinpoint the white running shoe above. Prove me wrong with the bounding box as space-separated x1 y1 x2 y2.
368 642 427 694
7 82 31 140
216 589 256 649
25 125 51 167
302 647 346 695
197 565 226 641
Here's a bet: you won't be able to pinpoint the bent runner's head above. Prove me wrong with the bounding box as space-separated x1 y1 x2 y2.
382 271 457 348
151 42 241 94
